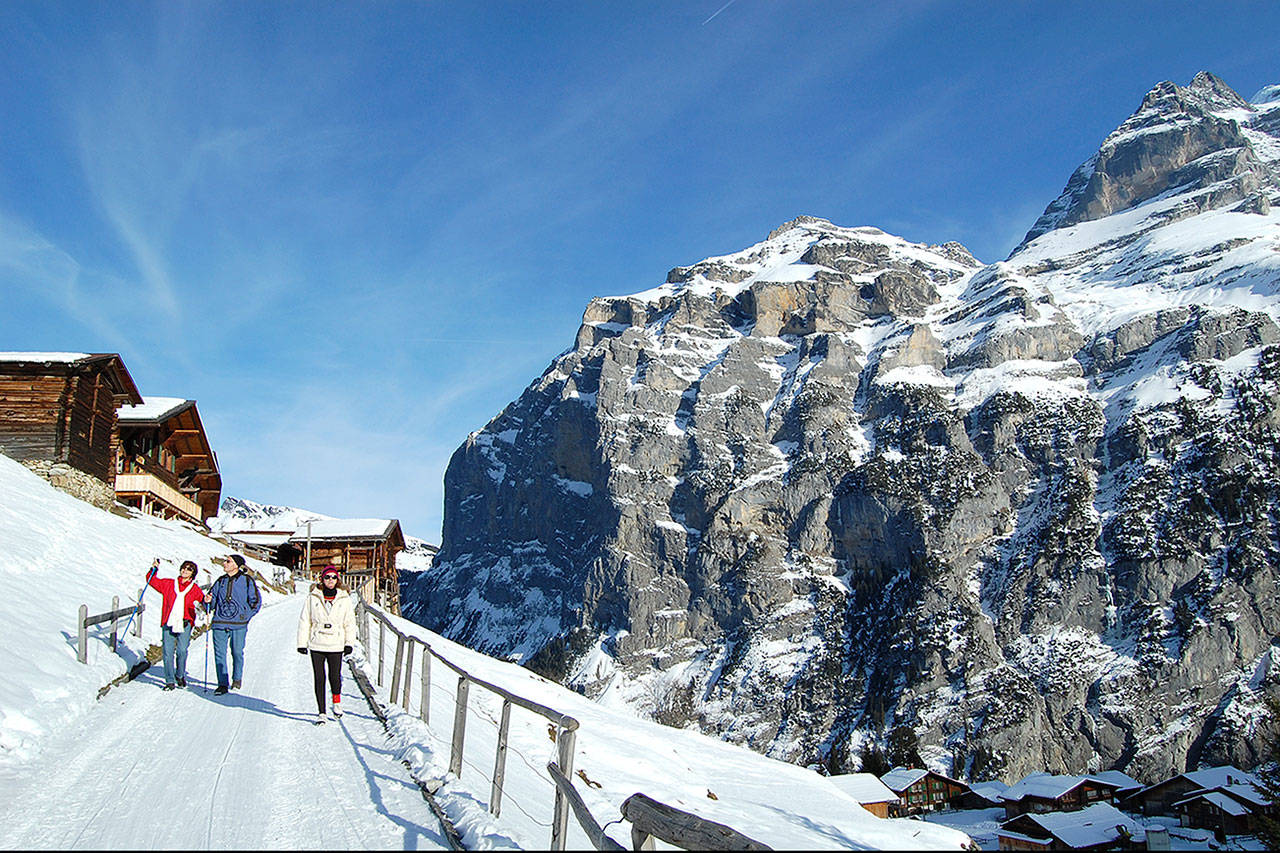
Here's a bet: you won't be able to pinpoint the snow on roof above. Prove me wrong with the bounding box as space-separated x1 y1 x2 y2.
827 773 899 804
1000 773 1101 802
288 519 397 541
880 767 930 792
223 531 293 547
117 397 192 423
1182 765 1262 792
0 351 93 363
1019 802 1138 849
968 781 1009 801
1176 791 1252 817
1088 770 1142 791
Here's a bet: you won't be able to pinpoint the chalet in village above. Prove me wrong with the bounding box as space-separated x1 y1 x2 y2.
999 771 1141 819
0 352 142 508
116 397 221 524
285 519 405 612
827 773 899 818
879 767 970 815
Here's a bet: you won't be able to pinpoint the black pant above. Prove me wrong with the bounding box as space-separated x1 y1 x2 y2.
310 650 342 712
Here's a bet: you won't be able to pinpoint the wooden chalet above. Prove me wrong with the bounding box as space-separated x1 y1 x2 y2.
999 772 1137 819
1174 780 1273 839
1123 765 1265 817
115 397 221 524
827 773 899 818
879 767 970 815
997 802 1142 852
285 519 406 613
0 353 142 496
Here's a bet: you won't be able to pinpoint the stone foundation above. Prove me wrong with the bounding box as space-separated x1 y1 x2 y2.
22 460 116 510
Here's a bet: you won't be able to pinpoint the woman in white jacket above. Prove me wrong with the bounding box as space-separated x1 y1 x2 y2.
296 565 358 723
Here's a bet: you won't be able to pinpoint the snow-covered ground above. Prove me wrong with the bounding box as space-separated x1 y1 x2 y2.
0 453 971 849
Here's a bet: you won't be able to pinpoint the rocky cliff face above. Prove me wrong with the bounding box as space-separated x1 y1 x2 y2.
404 73 1280 784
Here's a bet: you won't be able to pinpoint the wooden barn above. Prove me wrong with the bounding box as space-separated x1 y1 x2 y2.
285 519 406 613
0 353 143 504
827 773 900 818
115 397 222 524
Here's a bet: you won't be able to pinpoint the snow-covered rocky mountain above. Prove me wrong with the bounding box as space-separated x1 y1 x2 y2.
404 71 1280 784
211 496 438 572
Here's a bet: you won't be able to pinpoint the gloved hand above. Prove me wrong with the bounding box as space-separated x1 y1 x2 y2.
343 646 353 656
297 647 307 655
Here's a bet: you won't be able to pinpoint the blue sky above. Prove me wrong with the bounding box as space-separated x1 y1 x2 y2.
1 2 1277 541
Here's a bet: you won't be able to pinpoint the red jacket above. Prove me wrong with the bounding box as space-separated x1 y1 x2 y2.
148 575 206 626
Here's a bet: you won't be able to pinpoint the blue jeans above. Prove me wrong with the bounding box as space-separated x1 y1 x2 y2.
211 626 248 689
161 624 193 685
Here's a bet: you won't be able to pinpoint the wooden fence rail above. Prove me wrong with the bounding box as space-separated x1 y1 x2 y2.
357 599 581 850
357 597 768 852
77 591 145 664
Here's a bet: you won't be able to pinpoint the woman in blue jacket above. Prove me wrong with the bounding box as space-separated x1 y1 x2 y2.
207 554 262 695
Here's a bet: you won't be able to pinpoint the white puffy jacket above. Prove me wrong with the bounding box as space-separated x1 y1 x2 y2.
296 586 358 652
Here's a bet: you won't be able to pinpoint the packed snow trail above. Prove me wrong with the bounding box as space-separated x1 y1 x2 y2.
0 595 449 850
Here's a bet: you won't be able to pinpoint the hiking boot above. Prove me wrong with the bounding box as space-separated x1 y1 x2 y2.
332 694 343 717
162 684 176 691
315 712 328 725
177 678 187 688
231 680 242 690
214 685 229 696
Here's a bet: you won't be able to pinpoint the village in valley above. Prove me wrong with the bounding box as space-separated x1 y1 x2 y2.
0 348 1273 851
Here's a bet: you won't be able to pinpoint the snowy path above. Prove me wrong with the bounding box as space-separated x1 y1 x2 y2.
0 596 449 850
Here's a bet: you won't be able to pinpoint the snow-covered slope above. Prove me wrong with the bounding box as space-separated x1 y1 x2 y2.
0 453 283 763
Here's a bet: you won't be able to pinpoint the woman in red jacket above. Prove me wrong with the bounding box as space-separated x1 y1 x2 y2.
147 559 206 690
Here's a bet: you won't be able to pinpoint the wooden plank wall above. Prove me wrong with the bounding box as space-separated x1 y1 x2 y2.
0 367 120 485
0 373 73 462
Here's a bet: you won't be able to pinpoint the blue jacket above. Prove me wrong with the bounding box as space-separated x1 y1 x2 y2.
207 572 262 628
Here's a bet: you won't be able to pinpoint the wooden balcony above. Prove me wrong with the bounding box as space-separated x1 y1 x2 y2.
115 472 203 524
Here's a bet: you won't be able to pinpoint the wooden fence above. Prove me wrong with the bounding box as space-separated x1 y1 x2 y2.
357 598 772 851
76 590 145 664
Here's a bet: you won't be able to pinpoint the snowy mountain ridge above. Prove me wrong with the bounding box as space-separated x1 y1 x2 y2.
406 71 1280 786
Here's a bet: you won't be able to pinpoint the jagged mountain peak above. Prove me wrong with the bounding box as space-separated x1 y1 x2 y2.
1018 72 1278 250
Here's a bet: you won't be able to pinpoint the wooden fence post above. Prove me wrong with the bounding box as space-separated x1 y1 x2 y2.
401 639 415 712
419 647 431 724
389 632 406 705
550 719 578 850
449 676 469 778
377 617 386 687
109 595 120 651
134 588 144 637
490 699 512 817
77 604 88 664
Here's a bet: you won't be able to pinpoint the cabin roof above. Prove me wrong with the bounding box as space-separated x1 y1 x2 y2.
1000 773 1119 802
828 773 899 804
879 767 929 791
288 518 404 544
1176 791 1253 816
0 352 143 405
1001 802 1138 849
117 396 192 424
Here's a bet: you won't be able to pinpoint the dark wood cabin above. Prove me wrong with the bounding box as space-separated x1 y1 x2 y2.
0 352 142 484
1123 765 1263 817
1175 786 1272 839
1000 774 1123 820
880 767 970 816
115 397 222 524
997 803 1141 852
285 519 406 613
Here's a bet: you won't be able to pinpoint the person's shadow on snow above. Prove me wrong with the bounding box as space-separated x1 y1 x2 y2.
133 670 317 723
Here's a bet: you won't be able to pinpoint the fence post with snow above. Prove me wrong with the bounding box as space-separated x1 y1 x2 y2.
76 595 145 664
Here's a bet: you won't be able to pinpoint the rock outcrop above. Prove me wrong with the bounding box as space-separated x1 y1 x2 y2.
404 73 1280 784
